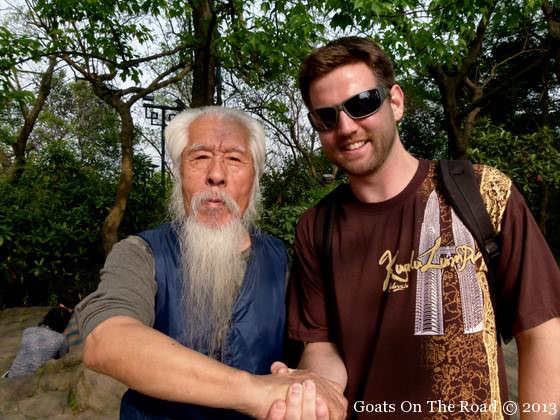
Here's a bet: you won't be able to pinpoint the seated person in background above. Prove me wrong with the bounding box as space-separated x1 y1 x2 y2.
5 305 72 377
76 106 346 419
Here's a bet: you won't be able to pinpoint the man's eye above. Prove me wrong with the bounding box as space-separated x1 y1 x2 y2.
227 156 241 162
194 154 211 160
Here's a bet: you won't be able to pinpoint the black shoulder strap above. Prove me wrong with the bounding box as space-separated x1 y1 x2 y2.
438 160 500 263
313 184 344 345
439 160 510 342
313 184 389 415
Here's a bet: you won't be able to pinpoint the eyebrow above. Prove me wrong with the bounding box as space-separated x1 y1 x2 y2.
187 144 247 154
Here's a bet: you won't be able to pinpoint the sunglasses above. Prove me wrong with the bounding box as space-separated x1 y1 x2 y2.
307 86 389 132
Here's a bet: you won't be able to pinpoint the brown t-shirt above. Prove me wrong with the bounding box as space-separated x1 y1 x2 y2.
287 159 560 419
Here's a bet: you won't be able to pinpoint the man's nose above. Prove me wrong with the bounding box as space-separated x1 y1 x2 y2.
206 157 226 186
336 110 359 135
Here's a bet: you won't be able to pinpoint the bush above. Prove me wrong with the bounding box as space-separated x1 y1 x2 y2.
0 141 168 308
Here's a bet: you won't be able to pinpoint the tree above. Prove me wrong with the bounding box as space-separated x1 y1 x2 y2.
22 0 192 253
320 0 558 159
0 9 59 179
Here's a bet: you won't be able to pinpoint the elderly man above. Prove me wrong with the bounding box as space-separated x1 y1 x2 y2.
76 106 346 419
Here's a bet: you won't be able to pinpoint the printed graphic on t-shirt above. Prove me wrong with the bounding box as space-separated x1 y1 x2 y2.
414 190 484 336
375 166 510 417
378 189 486 336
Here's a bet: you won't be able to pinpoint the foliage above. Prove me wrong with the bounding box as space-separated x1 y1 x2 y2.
259 205 309 246
0 140 112 308
468 118 560 203
259 152 342 247
468 118 560 257
0 141 168 308
261 152 335 208
322 0 542 77
399 78 448 159
120 154 170 237
223 0 327 86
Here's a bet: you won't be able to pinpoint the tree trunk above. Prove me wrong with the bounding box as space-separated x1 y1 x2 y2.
430 66 468 159
101 107 134 255
191 0 218 106
12 57 57 179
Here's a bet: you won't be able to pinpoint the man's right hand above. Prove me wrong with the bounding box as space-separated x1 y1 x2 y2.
254 362 346 420
266 379 331 420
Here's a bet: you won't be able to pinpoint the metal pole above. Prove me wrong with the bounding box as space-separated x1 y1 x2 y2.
161 109 166 188
142 98 185 191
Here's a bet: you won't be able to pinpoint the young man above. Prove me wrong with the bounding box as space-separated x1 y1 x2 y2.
76 106 346 419
283 36 560 418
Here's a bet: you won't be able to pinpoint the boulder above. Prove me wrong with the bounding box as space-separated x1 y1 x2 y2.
0 307 126 419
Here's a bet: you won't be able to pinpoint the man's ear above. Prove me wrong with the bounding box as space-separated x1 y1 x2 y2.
389 84 405 123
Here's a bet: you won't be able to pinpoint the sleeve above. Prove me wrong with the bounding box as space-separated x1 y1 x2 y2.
286 207 332 343
57 338 69 358
75 235 157 339
497 185 560 337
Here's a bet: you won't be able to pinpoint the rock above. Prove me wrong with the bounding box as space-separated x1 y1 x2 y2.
74 367 127 414
18 391 70 417
0 307 125 419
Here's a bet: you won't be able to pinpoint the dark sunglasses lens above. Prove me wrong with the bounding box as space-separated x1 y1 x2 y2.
345 90 382 118
309 108 337 131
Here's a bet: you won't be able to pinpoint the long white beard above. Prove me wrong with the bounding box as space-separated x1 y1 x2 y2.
169 187 251 358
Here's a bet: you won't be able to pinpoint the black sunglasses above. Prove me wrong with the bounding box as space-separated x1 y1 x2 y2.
307 86 389 132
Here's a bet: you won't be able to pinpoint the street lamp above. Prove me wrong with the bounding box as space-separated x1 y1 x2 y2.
142 95 186 186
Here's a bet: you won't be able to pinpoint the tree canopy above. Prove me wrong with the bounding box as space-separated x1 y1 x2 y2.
0 0 558 307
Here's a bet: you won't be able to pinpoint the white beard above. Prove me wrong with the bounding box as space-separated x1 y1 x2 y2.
169 187 252 358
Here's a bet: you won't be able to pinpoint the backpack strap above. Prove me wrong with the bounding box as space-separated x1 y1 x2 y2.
439 160 500 261
313 184 345 347
313 184 388 417
438 160 509 342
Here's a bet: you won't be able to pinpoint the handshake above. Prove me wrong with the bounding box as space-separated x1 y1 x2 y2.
256 361 348 420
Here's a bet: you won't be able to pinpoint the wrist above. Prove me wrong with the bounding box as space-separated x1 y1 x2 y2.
230 370 264 417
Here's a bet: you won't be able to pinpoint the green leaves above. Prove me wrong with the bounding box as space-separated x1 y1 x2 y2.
0 140 168 308
468 118 560 215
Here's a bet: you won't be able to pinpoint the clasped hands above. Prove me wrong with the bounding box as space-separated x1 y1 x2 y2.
263 362 347 420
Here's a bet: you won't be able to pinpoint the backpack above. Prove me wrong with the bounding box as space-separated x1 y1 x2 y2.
313 160 507 341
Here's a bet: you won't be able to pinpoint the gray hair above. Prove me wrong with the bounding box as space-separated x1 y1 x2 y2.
165 106 266 181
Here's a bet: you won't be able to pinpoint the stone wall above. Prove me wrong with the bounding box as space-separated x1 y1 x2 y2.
0 307 126 419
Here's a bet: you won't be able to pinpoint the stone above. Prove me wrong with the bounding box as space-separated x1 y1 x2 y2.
0 307 123 419
18 391 69 417
0 374 40 401
74 367 126 414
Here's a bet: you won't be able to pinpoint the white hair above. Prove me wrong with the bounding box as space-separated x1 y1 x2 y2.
165 106 266 181
165 106 265 223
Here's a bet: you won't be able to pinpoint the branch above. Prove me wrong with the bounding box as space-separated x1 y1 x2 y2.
458 52 549 118
126 63 193 104
460 1 496 78
15 56 57 155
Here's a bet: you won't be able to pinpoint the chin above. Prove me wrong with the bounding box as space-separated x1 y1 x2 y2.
197 213 233 228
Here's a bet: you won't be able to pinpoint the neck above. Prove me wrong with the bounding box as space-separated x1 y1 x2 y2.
348 139 418 203
240 229 252 252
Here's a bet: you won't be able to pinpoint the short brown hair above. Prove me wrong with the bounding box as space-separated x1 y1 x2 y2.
299 36 396 108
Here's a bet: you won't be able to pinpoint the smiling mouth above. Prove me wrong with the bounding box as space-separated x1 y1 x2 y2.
343 140 367 151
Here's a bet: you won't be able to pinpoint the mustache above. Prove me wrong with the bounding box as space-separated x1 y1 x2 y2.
190 191 241 217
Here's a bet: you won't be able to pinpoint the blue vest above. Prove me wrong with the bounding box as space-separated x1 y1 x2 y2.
120 224 288 419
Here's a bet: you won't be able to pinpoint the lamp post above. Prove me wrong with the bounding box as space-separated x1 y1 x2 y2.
142 95 185 186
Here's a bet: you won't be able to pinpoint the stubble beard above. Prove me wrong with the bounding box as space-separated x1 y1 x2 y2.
329 126 397 178
168 185 255 358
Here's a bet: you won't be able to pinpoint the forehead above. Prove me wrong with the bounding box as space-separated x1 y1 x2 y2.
187 115 250 151
309 62 378 108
